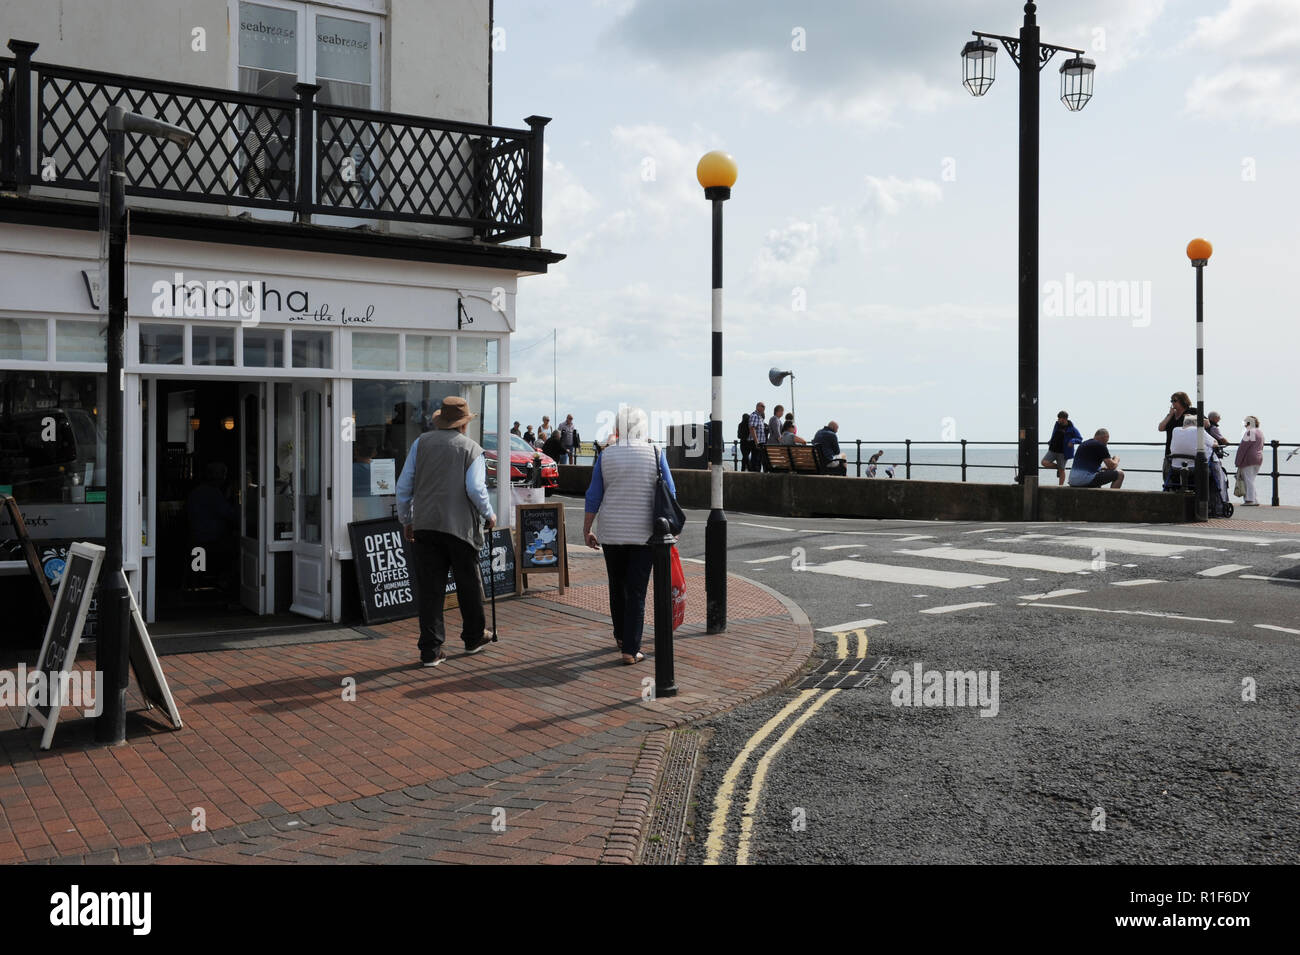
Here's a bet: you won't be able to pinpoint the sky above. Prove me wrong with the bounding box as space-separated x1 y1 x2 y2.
492 0 1300 451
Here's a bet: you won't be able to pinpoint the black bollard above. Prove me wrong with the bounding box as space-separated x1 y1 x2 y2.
650 517 678 698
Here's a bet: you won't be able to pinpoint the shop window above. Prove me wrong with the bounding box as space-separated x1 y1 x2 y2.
456 337 499 375
406 334 449 373
0 318 48 361
291 329 332 368
192 326 236 366
55 322 107 363
351 332 398 371
243 328 285 367
139 324 185 365
0 371 108 508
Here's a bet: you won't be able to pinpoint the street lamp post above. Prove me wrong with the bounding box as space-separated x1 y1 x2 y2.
768 367 795 419
1187 238 1213 522
962 2 1095 521
96 106 193 745
697 150 737 634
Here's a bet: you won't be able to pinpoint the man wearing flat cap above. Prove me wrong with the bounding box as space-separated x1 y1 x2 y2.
396 395 497 667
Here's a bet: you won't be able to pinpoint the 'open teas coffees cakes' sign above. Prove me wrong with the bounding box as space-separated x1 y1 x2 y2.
347 518 415 624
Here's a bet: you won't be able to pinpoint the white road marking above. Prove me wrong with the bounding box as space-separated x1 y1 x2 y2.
1254 624 1300 636
856 603 873 607
682 557 705 564
897 546 1099 574
1198 564 1252 577
1020 588 1088 600
1168 556 1184 560
965 528 1007 534
1069 527 1279 546
804 560 1007 589
1123 564 1139 568
1239 574 1300 584
1021 603 1235 624
745 555 789 564
919 602 996 615
894 535 934 542
1111 579 1163 587
816 618 886 633
820 544 864 550
1043 536 1211 557
1282 553 1300 559
734 521 798 533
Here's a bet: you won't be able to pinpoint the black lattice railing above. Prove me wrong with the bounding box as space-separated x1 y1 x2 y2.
36 65 297 209
2 39 546 243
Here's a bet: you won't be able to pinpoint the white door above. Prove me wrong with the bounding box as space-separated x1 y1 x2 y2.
238 384 267 614
290 381 329 618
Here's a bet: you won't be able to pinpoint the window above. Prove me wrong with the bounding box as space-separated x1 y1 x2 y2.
456 337 499 375
0 372 107 507
243 328 285 367
56 322 107 363
237 1 377 108
291 329 332 368
192 327 236 366
138 324 184 365
351 332 397 371
406 334 449 373
0 318 47 361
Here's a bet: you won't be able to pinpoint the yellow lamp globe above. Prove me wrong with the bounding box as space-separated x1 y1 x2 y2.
1186 238 1213 262
697 151 738 191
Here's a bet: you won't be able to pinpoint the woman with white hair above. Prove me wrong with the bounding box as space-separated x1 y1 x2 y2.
582 406 678 665
1234 415 1264 506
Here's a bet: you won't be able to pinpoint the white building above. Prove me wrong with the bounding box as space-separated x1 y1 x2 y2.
0 1 562 633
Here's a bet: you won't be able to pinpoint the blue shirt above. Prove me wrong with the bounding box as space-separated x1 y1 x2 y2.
1070 439 1110 475
585 447 676 514
395 434 495 525
812 427 841 458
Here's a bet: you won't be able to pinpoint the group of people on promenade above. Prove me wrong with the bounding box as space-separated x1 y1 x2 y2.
1040 391 1267 505
739 401 849 475
511 414 580 465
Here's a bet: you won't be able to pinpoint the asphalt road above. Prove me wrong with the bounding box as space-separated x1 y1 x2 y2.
558 496 1300 864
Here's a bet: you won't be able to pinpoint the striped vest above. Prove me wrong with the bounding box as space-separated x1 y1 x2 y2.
595 442 660 545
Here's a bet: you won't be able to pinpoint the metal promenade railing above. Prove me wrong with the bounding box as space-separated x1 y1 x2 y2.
589 437 1298 507
0 39 546 242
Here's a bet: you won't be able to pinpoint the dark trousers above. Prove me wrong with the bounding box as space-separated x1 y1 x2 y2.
412 529 485 653
602 544 653 655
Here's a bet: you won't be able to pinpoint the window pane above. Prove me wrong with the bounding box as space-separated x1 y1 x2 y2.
456 337 498 374
239 3 298 73
351 332 397 371
0 318 47 360
243 328 284 367
192 326 236 366
274 382 294 540
300 390 322 543
407 334 449 372
138 323 184 365
0 371 107 509
291 330 331 368
56 322 107 363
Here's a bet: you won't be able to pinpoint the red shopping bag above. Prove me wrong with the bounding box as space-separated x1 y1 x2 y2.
670 545 686 630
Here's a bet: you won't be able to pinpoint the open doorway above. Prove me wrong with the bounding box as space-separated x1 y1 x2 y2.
153 379 245 622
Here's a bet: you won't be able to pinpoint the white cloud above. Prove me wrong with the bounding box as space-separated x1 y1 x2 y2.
749 208 841 287
1183 0 1300 124
862 176 943 217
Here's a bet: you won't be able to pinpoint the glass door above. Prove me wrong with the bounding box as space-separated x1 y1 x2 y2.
238 383 267 614
289 381 329 618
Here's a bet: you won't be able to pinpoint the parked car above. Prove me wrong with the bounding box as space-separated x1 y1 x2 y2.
482 432 559 490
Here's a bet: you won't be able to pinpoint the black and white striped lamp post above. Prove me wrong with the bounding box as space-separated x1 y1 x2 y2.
1187 237 1213 522
697 150 737 634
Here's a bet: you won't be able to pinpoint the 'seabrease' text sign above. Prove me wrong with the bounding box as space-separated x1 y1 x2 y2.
348 518 414 624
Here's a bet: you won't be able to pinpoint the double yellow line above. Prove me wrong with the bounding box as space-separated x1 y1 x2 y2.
703 627 870 865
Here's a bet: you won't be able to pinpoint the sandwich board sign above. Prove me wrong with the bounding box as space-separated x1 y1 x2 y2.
125 573 182 729
21 541 104 750
515 501 569 594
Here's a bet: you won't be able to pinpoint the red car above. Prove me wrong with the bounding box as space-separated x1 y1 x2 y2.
483 432 559 489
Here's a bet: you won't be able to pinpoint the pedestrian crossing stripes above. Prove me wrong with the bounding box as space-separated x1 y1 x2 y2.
1198 564 1251 577
897 546 1100 574
919 602 996 614
805 560 1007 589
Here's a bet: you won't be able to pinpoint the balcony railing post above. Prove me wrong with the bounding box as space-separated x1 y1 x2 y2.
961 439 967 482
524 115 550 248
293 82 319 224
6 40 38 194
471 135 490 239
905 439 912 480
1270 439 1280 507
855 440 861 477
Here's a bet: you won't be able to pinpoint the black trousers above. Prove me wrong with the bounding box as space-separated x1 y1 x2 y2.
412 530 485 653
602 544 653 656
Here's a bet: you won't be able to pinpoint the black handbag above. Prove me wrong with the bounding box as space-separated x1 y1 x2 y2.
652 453 686 537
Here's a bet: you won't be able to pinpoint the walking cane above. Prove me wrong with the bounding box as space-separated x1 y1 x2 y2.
486 517 498 642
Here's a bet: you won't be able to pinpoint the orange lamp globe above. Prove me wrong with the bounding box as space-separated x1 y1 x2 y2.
697 151 738 190
1186 238 1213 262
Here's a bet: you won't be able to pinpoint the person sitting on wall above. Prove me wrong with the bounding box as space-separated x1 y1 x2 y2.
1041 411 1083 487
811 421 848 475
1067 429 1125 489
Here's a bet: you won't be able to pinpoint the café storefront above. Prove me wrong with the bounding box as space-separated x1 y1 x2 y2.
0 223 523 633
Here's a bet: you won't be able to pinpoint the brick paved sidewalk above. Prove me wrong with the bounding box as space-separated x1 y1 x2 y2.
0 553 812 864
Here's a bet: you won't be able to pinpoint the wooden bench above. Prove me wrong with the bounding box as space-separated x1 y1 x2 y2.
763 443 840 474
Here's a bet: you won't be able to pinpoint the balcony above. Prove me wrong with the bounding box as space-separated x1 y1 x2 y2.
0 39 547 246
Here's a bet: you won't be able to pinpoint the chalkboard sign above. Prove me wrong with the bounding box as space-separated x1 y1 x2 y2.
516 502 569 594
348 517 415 625
22 541 104 750
447 528 517 605
124 574 182 729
